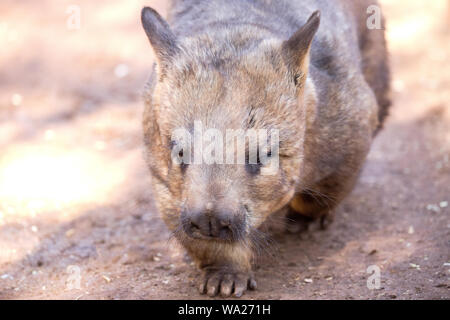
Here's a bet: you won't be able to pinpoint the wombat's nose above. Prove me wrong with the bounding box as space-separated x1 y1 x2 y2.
183 210 242 241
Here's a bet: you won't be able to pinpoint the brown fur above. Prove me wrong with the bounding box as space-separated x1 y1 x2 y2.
141 0 390 297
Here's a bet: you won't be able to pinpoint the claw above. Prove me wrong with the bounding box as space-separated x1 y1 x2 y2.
198 268 256 298
320 213 334 230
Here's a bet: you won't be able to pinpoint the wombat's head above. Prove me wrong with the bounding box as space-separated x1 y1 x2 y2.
141 7 319 243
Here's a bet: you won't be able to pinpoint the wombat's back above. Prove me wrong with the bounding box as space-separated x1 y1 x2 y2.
167 0 390 128
342 0 391 128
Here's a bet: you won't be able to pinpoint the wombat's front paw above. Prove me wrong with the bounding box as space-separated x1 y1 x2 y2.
285 209 313 233
198 267 257 298
320 212 335 230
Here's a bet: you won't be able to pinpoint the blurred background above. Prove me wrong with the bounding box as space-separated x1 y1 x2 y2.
0 0 449 299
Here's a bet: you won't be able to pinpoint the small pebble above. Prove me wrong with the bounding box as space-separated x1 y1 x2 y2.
439 201 448 208
65 229 75 237
409 263 421 270
304 278 313 283
426 204 440 213
102 275 111 283
408 226 414 234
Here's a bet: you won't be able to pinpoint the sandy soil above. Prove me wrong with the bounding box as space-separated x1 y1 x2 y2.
0 0 449 300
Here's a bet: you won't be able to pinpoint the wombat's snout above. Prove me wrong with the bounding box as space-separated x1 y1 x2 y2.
182 209 245 241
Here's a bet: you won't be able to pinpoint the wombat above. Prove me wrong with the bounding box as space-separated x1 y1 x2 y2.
141 0 390 297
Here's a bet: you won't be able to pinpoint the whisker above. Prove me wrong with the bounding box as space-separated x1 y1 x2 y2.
246 226 278 260
301 185 337 211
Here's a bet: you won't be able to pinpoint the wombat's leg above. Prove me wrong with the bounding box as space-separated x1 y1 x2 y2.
290 166 363 230
319 211 335 230
289 176 346 230
289 191 335 230
183 241 256 298
285 206 314 233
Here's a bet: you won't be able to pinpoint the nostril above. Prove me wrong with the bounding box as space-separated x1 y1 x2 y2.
220 225 231 234
218 219 232 234
190 221 200 231
219 219 231 227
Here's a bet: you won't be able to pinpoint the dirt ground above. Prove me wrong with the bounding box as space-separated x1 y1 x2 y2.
0 0 449 300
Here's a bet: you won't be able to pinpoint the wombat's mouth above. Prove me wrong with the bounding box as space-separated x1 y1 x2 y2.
185 231 234 242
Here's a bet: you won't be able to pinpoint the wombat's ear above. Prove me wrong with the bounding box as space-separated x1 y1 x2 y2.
141 7 178 64
282 11 320 84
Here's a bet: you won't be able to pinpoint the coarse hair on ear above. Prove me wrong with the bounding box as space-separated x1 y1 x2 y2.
141 7 179 67
282 11 320 87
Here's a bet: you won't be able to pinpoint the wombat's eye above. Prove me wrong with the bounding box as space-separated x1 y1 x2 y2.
170 141 188 171
246 163 261 175
178 150 188 172
245 150 270 175
294 74 301 86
